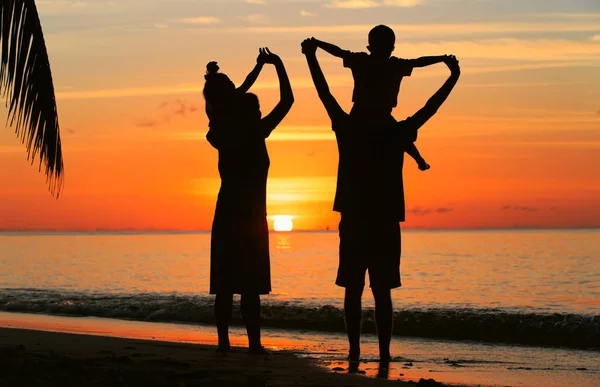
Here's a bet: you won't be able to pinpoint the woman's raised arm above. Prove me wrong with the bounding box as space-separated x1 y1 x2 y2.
260 49 294 137
237 48 269 93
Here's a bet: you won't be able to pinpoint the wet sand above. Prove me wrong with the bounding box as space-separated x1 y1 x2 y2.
0 327 465 387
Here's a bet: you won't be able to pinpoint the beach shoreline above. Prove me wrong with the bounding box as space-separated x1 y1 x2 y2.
0 326 469 387
2 311 599 387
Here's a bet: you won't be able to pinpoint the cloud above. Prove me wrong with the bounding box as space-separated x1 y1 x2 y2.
154 23 169 29
537 13 600 20
135 99 200 128
177 17 221 25
592 35 600 41
238 14 270 24
136 119 158 128
268 126 335 141
409 207 454 216
227 21 599 37
171 99 200 117
246 0 265 3
501 205 540 212
383 0 421 6
325 0 423 8
35 0 113 14
326 0 379 9
56 84 205 100
300 10 316 17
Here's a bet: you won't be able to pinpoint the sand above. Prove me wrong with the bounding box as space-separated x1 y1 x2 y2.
0 327 464 387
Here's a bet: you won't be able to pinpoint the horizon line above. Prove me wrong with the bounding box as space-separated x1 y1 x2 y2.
0 227 599 234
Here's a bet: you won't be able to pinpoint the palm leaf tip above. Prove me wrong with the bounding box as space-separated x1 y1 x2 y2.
1 0 64 198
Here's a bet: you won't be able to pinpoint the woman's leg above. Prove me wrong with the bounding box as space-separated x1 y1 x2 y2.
241 293 263 353
215 293 233 352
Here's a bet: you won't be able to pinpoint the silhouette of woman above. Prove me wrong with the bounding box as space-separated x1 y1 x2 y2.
203 48 294 354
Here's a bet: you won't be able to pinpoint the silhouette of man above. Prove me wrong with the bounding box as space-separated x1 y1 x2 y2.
311 25 449 171
301 38 460 366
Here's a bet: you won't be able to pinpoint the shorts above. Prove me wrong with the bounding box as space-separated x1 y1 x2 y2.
335 213 401 289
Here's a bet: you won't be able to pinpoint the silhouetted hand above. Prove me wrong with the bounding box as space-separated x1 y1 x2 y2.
301 38 317 56
260 47 281 65
445 55 460 75
257 48 268 65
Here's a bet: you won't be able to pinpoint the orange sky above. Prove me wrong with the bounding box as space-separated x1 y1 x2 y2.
0 1 599 231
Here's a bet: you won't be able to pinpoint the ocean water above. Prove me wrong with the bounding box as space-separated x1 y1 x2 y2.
1 230 599 349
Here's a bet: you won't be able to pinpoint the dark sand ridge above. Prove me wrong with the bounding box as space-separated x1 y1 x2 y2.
0 327 471 387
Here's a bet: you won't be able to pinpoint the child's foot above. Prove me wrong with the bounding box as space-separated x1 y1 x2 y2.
418 161 430 171
216 344 231 354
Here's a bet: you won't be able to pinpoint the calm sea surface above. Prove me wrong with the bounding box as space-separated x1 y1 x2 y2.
1 229 598 314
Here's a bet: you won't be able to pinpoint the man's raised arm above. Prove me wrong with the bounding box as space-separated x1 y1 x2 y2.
406 55 461 131
302 39 345 120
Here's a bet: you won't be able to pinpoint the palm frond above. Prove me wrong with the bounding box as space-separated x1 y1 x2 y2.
0 0 63 197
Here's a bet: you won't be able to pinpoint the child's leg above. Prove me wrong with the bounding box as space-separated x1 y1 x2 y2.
241 293 264 353
405 142 430 171
215 293 233 352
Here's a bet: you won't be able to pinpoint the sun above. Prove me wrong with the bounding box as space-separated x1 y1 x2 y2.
272 215 294 232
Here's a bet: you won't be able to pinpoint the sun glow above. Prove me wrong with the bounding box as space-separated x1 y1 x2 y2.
272 215 294 232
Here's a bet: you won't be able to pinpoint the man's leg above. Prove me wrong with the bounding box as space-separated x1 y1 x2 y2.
368 218 400 364
372 287 393 362
215 293 233 352
241 293 264 353
344 286 364 362
337 214 367 363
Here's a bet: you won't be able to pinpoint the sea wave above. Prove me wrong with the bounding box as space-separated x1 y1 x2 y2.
1 289 598 350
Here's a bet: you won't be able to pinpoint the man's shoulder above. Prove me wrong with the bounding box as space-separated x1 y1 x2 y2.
397 116 418 130
331 112 351 132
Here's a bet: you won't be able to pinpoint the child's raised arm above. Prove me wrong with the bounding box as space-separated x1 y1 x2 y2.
409 55 449 68
313 38 349 59
237 48 268 93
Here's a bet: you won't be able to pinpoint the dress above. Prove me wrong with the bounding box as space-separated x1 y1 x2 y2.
207 118 271 295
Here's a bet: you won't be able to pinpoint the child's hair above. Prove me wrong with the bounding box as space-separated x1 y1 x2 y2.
203 61 236 108
368 25 395 54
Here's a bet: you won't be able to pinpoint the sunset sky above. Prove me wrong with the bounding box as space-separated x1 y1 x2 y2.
0 0 599 231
